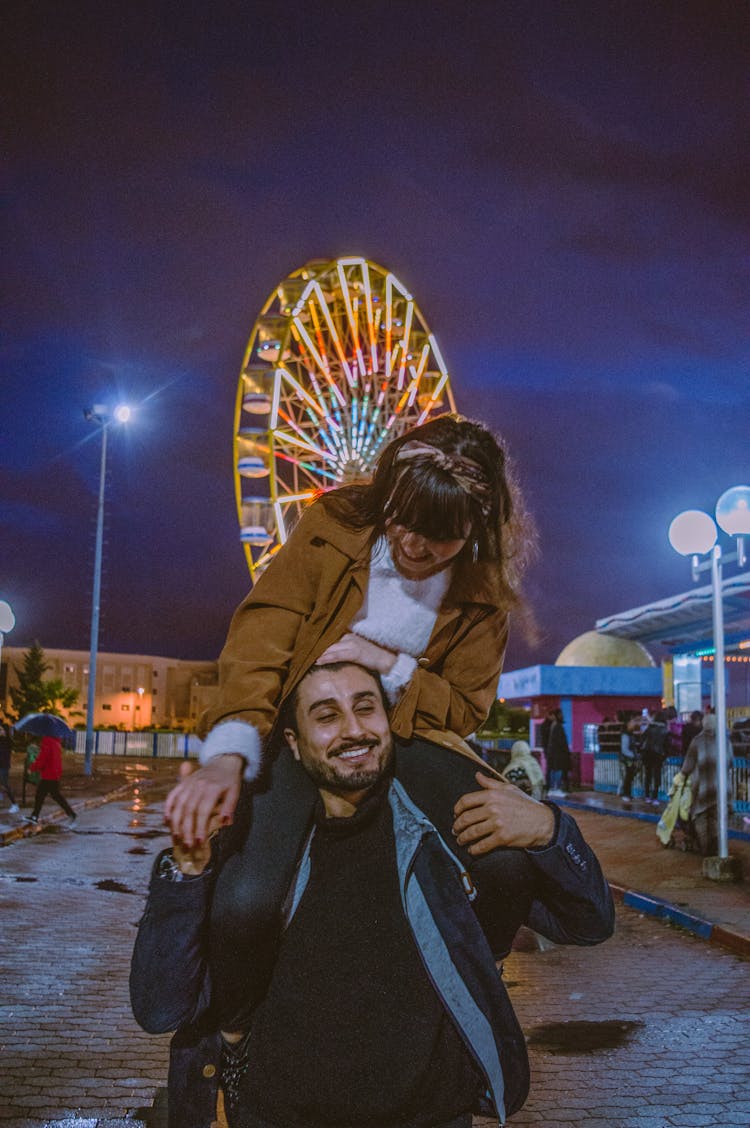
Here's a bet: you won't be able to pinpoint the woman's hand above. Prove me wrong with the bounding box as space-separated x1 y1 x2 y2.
452 771 556 855
164 753 244 850
316 632 398 675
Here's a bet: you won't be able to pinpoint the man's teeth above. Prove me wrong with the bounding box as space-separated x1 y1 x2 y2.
338 747 370 760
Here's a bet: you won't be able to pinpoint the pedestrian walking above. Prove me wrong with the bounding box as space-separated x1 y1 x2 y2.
0 720 20 813
547 708 571 796
681 713 731 856
22 735 77 825
640 710 670 804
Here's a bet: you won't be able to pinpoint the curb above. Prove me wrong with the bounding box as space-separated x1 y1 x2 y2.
608 881 750 958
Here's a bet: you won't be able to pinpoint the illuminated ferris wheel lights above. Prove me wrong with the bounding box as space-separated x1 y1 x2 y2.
234 258 456 583
238 456 270 478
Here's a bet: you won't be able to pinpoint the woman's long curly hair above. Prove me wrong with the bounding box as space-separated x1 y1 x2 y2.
321 415 536 613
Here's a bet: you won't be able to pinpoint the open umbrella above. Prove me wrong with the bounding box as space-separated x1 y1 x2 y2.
14 712 75 740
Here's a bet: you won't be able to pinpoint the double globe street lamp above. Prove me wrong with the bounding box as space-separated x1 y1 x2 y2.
668 485 750 875
83 404 132 775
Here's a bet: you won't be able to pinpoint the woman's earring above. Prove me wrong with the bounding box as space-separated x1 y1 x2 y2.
472 540 479 563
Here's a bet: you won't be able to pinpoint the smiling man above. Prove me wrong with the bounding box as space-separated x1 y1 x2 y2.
131 662 613 1128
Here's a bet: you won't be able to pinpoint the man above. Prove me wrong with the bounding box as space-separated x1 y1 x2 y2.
131 663 613 1128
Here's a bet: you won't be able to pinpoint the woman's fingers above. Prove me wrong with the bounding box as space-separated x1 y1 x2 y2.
164 756 243 847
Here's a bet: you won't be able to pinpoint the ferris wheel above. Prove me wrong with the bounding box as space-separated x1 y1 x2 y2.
233 256 457 582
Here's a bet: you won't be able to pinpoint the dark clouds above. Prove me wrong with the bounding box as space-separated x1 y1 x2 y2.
2 0 748 666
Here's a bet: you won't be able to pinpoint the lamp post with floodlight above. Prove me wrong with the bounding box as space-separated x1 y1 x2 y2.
668 485 749 877
83 404 131 775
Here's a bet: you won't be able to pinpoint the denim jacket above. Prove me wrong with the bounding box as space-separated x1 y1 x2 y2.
131 782 614 1128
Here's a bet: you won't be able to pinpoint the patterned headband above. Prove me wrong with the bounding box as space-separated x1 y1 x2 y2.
394 440 494 518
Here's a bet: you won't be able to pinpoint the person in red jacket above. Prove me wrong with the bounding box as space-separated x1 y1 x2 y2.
23 735 77 826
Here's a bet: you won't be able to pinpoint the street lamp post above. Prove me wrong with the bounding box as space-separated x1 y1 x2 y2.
83 404 131 775
668 485 749 880
0 601 16 708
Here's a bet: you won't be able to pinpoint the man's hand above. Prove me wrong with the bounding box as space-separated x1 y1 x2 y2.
164 754 244 850
453 772 555 855
317 632 398 675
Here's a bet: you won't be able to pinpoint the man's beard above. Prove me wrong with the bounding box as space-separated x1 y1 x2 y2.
304 740 394 793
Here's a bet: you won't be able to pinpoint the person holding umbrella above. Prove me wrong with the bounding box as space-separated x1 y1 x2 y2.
16 713 77 827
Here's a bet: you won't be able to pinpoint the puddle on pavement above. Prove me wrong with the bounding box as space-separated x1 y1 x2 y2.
14 876 38 882
128 845 149 854
95 879 138 895
526 1020 643 1054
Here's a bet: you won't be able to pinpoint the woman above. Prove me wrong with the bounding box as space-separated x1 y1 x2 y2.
165 415 534 1039
500 740 545 801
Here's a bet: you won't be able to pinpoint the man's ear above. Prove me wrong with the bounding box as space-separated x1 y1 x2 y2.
284 729 301 761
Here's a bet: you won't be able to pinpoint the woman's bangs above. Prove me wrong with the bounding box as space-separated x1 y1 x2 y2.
391 472 474 541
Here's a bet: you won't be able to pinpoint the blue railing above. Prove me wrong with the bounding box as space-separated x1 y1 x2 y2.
594 752 749 811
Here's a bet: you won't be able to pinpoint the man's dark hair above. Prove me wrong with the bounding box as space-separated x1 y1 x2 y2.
279 662 388 736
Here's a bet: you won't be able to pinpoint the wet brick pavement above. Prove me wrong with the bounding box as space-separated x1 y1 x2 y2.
0 768 748 1126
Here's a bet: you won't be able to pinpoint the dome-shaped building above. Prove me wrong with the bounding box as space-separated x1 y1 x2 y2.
555 631 655 669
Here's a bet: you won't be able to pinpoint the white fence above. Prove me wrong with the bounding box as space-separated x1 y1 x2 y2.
73 730 201 760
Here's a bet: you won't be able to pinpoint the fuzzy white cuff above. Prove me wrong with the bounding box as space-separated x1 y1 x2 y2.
380 652 419 704
199 720 262 782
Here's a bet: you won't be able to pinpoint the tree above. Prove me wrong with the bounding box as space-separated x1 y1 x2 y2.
8 642 81 720
477 699 530 740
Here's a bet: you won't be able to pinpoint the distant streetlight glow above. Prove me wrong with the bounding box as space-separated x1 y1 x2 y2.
83 403 131 774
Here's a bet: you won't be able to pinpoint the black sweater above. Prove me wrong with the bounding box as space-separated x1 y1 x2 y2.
239 781 480 1127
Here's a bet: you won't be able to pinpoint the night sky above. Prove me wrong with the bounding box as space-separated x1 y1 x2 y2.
3 1 748 671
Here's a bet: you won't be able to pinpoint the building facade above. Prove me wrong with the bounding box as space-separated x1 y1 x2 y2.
0 646 219 732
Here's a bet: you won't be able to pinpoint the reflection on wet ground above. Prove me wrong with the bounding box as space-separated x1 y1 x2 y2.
526 1019 643 1053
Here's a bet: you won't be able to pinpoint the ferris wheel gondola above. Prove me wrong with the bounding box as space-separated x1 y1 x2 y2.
233 256 457 582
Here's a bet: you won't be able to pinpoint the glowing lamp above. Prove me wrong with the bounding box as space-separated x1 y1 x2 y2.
0 600 15 632
114 404 132 423
715 485 750 537
668 510 717 556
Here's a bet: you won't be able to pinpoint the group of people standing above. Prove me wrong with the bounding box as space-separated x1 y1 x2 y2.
599 708 730 856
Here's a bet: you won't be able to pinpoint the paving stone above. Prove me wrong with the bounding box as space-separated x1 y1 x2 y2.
3 782 750 1126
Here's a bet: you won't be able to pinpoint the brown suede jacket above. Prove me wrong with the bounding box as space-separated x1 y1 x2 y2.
200 500 509 766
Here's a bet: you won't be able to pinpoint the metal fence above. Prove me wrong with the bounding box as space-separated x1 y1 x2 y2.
594 752 749 811
72 730 201 760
